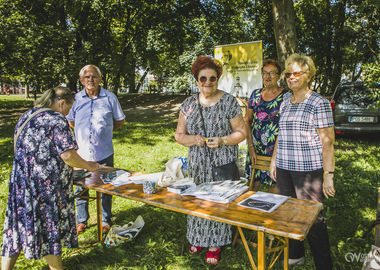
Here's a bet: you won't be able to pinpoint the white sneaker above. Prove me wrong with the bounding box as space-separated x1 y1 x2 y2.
281 257 305 266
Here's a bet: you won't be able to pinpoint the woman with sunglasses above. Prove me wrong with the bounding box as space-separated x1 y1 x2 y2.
270 53 335 269
244 59 288 193
1 87 99 270
175 56 246 265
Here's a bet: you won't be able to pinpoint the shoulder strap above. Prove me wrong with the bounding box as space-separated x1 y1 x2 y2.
14 108 51 152
197 94 213 164
197 93 207 137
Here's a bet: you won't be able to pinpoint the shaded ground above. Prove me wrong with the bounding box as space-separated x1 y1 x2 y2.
0 93 188 129
119 93 187 120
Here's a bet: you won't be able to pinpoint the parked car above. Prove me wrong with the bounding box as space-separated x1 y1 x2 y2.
330 81 380 134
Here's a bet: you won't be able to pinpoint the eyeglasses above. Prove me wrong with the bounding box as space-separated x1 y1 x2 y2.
285 71 307 78
262 71 279 77
199 76 217 83
83 75 99 80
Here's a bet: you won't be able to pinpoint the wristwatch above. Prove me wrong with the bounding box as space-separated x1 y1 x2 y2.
324 170 334 175
221 137 228 145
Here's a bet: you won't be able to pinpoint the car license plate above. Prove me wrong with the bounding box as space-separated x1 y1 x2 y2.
349 116 375 123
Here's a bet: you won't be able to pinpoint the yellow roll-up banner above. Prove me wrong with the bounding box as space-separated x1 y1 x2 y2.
214 41 262 99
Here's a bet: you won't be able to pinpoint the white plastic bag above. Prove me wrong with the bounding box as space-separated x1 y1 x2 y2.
158 157 187 187
362 245 380 270
104 215 145 247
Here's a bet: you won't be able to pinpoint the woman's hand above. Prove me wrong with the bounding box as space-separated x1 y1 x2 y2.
194 134 207 147
269 139 278 181
248 144 257 165
323 175 335 198
203 137 222 148
269 161 277 182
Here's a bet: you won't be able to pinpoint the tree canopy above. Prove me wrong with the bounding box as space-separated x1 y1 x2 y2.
0 0 378 96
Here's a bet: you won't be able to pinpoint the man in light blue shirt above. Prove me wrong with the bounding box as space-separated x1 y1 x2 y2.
67 64 125 234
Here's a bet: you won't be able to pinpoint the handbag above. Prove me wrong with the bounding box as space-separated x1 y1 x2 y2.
197 94 240 181
212 160 240 181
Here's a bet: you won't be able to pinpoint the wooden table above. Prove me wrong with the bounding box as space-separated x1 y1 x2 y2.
74 167 323 270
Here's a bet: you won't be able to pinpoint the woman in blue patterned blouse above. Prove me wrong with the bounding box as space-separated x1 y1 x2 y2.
244 59 287 193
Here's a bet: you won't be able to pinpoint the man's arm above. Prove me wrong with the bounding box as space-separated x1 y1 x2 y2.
113 119 125 130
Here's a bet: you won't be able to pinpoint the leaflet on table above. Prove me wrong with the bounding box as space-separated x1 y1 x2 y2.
73 170 92 181
128 172 164 184
237 191 290 213
180 180 248 204
196 185 248 204
166 178 196 194
167 183 197 194
101 170 132 186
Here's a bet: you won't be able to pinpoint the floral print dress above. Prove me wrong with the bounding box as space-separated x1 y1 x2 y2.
180 92 241 247
245 88 288 186
1 107 78 260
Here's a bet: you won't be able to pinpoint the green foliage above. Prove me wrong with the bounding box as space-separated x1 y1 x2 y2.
362 60 380 108
363 61 380 85
0 0 276 93
293 0 380 95
2 0 378 96
166 76 190 94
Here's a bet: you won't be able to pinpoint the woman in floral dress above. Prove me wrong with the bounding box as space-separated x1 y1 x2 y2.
175 56 246 265
1 87 99 270
245 59 288 193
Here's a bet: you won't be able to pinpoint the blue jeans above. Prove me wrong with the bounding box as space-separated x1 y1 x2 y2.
75 154 113 225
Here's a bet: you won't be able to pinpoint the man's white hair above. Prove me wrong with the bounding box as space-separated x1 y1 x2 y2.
79 64 102 78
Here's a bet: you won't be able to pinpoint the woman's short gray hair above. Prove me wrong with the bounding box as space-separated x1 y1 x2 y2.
79 64 102 78
35 87 75 108
284 53 316 87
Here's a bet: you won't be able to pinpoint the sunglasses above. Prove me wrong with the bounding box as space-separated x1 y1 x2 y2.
285 71 307 78
199 76 218 83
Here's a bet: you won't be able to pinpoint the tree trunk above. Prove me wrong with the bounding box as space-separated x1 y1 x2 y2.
24 84 29 99
103 73 108 91
321 0 333 96
127 55 137 93
272 0 298 70
135 67 150 93
113 74 121 96
330 0 346 96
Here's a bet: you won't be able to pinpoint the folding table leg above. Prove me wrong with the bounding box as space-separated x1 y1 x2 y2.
96 191 103 242
283 238 289 270
68 190 103 256
237 226 257 270
257 231 265 270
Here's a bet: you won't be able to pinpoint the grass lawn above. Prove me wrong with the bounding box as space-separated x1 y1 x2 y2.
0 93 379 269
